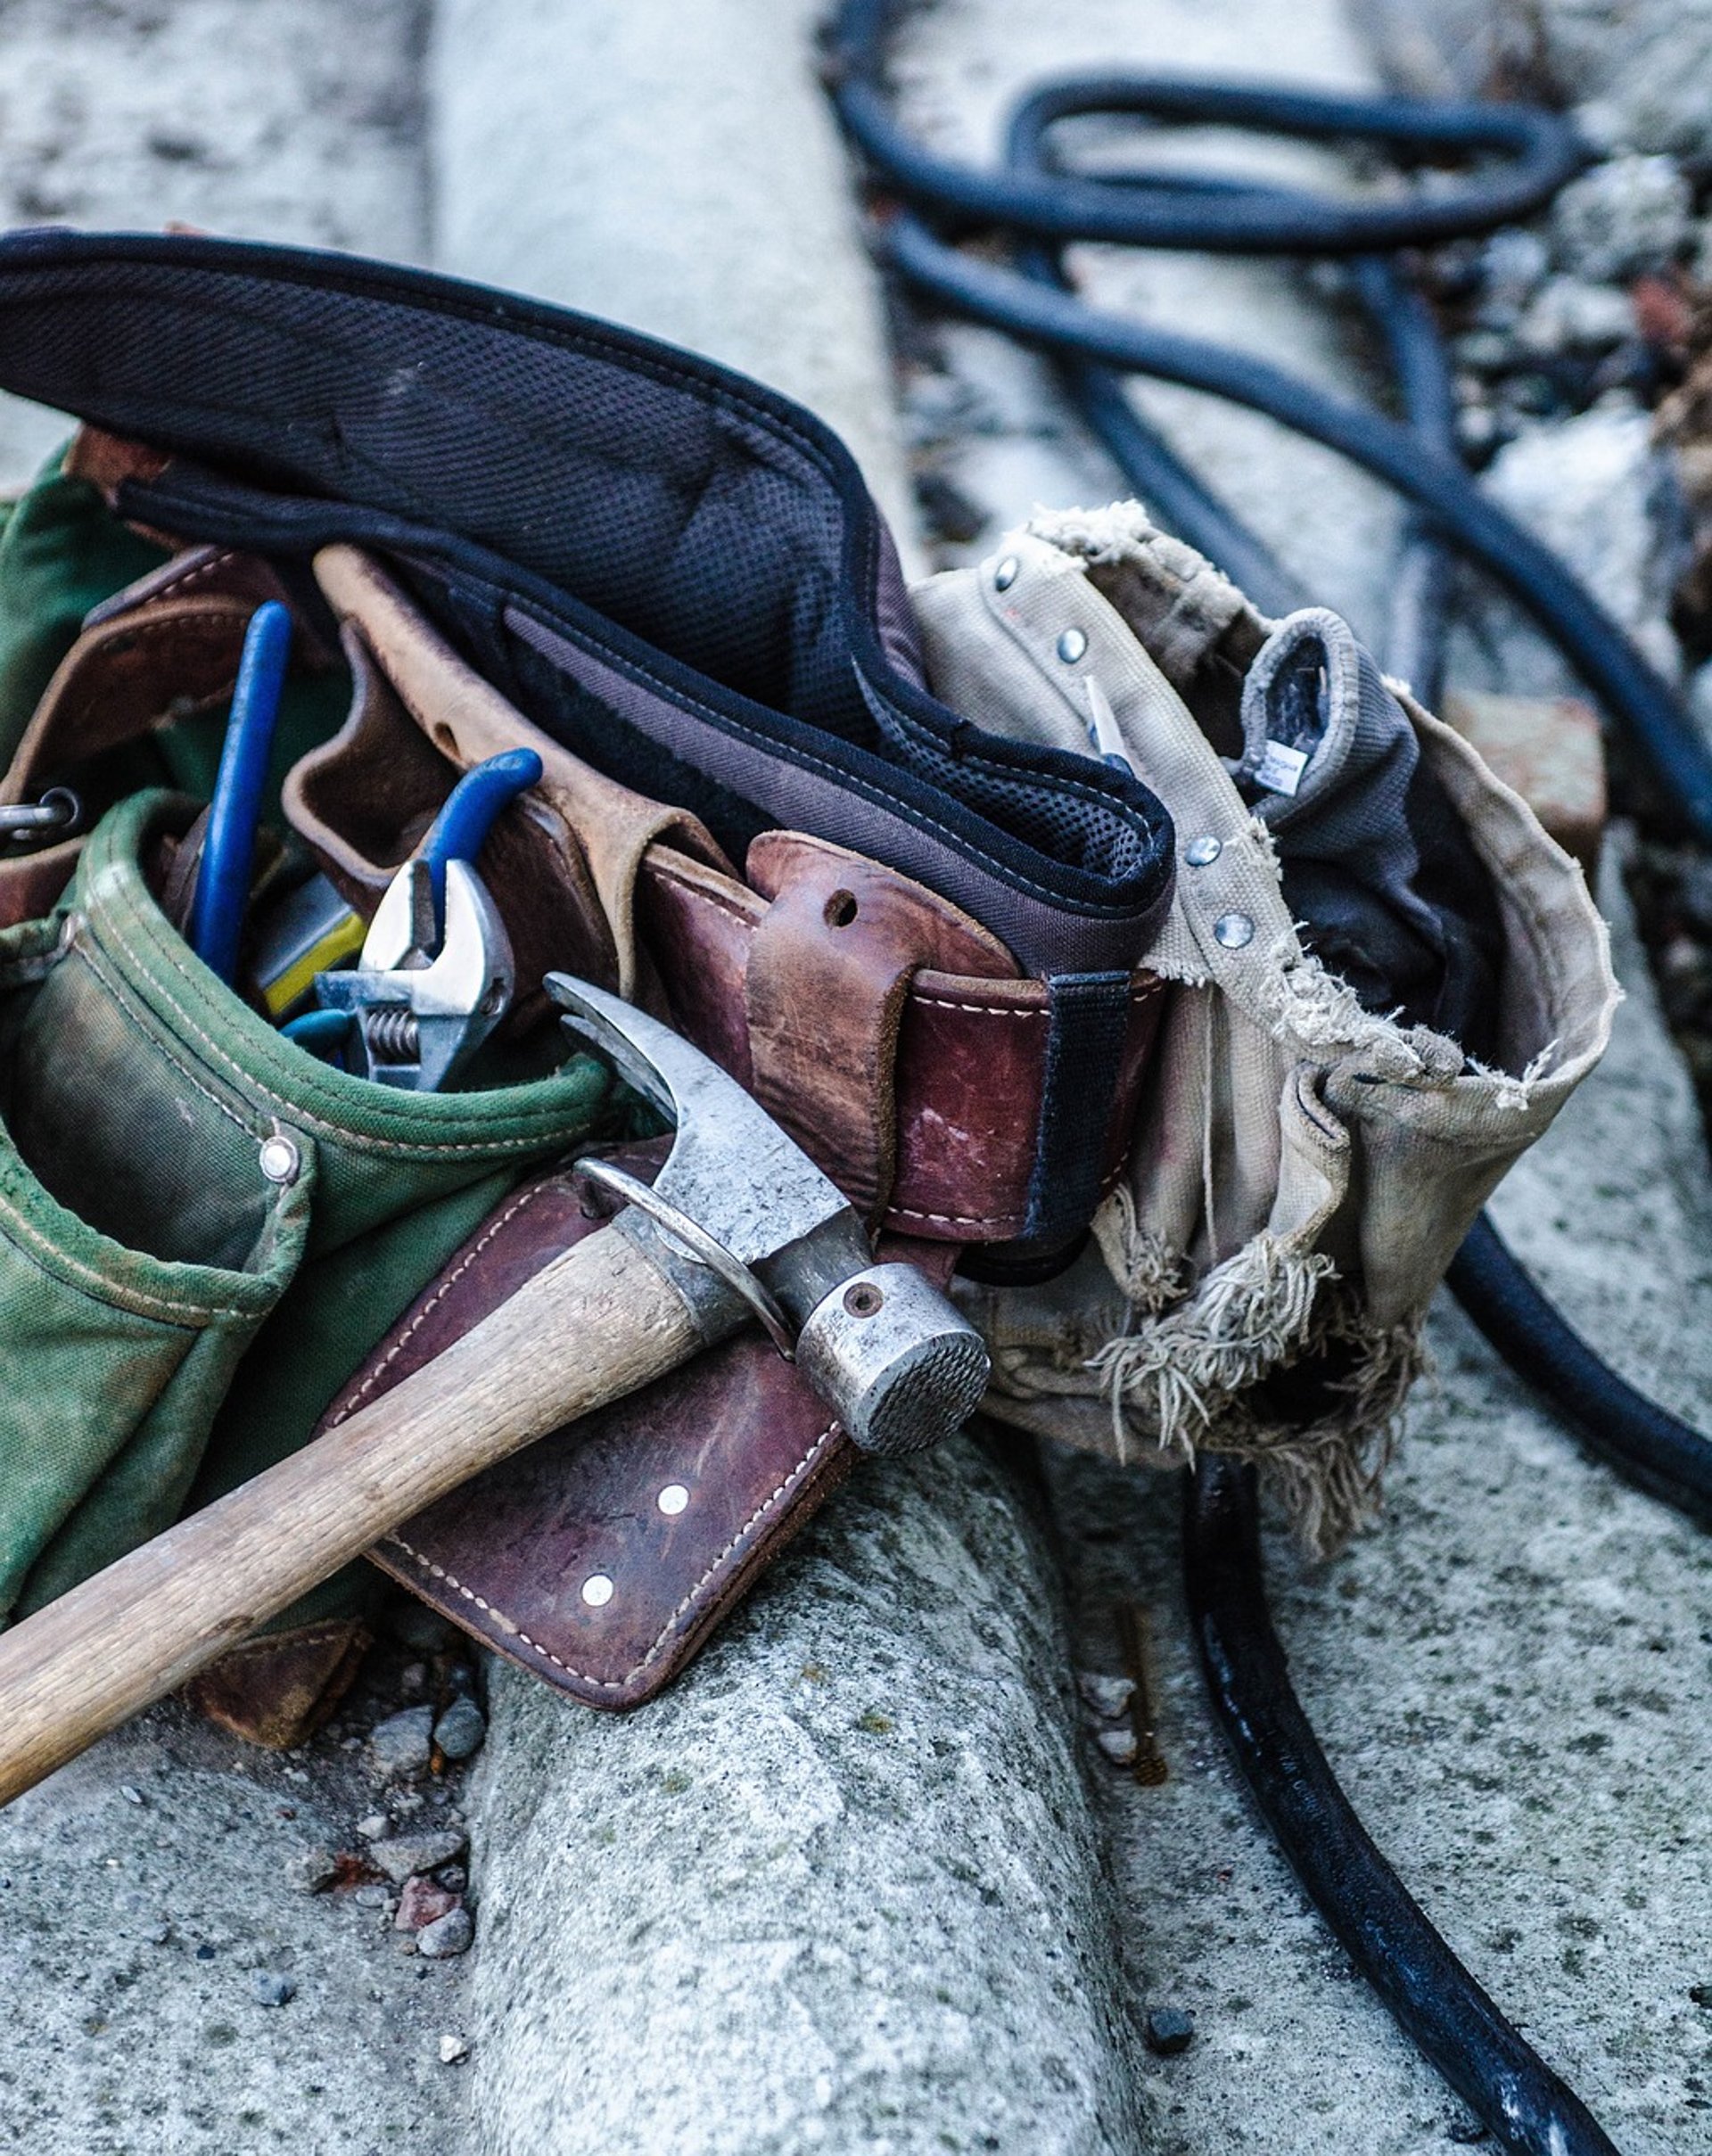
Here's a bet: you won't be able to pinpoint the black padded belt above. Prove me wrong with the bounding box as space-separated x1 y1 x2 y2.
0 227 1175 975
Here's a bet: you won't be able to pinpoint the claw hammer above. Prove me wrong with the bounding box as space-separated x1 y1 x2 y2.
0 978 991 1806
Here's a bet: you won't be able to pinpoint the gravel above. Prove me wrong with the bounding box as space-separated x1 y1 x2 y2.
370 1829 468 1885
368 1706 436 1780
1550 153 1693 283
432 1699 487 1763
1143 2008 1197 2057
416 1907 475 1961
250 1971 298 2009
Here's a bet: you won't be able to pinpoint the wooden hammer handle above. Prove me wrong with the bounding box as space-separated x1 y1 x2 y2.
0 1227 700 1807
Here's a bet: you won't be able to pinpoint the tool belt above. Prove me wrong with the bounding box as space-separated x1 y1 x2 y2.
0 230 1612 1727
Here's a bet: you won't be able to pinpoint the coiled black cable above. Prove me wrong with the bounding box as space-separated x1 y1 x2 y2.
827 7 1712 2149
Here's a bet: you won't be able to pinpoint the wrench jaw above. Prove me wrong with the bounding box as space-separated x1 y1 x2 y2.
316 860 515 1090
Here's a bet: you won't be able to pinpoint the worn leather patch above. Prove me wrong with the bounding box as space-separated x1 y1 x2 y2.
187 1617 371 1750
744 831 1014 1220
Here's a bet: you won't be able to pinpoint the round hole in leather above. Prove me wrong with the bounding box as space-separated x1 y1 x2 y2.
823 889 859 928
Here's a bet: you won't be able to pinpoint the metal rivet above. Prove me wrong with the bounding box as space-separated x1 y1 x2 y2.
1213 911 1255 950
1184 835 1222 868
258 1134 300 1186
993 555 1019 592
656 1485 690 1517
580 1574 615 1608
1057 627 1089 664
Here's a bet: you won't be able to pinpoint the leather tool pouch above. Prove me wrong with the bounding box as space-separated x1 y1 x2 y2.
0 230 1184 1722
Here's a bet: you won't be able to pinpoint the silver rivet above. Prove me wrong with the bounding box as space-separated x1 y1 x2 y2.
1057 627 1088 664
580 1574 614 1608
993 555 1019 592
1213 911 1255 950
657 1485 690 1517
1184 835 1222 868
258 1134 300 1186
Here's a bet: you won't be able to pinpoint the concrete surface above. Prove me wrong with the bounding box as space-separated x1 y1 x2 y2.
0 1676 478 2156
469 1440 1143 2156
892 0 1405 642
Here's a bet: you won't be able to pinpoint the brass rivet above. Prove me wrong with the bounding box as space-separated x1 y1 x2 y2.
1057 627 1089 664
1184 835 1222 868
580 1574 615 1608
993 555 1019 592
657 1485 690 1517
1213 912 1255 950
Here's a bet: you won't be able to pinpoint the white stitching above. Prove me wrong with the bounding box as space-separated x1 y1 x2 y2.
323 1182 549 1425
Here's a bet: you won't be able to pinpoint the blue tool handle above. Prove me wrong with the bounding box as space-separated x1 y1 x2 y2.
417 748 543 933
282 1008 352 1060
187 600 293 984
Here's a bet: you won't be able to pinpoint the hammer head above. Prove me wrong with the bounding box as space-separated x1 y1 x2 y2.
547 975 990 1456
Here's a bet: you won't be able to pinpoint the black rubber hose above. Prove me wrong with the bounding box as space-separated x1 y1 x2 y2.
880 210 1712 843
1184 1456 1626 2156
1449 1213 1712 1525
827 0 1588 251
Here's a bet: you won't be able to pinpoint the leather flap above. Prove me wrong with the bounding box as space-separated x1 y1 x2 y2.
332 1143 863 1709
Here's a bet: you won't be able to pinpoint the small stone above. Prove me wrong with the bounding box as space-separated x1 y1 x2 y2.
1480 228 1549 311
353 1884 393 1911
356 1814 389 1840
288 1847 342 1895
438 2033 470 2064
395 1875 460 1931
435 1864 468 1894
141 1921 172 1946
416 1906 474 1960
251 1971 296 2008
1095 1726 1139 1767
401 1661 429 1695
119 1784 144 1807
1076 1672 1135 1721
369 1828 468 1884
1516 277 1635 358
367 1706 434 1780
1143 2005 1196 2056
432 1698 487 1763
1552 153 1691 283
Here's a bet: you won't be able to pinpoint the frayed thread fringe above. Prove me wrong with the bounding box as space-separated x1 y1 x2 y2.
1090 1233 1335 1461
1085 1231 1425 1553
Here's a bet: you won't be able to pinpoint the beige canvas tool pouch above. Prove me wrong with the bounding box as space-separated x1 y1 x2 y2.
913 506 1619 1549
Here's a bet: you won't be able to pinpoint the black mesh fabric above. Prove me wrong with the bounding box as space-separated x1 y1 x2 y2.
0 231 1175 969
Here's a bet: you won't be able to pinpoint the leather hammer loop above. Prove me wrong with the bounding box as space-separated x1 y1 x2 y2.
830 5 1712 2149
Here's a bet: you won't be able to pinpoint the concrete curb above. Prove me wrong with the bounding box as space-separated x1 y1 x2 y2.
469 1441 1144 2155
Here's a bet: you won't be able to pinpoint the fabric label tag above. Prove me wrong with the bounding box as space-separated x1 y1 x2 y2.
1255 737 1309 796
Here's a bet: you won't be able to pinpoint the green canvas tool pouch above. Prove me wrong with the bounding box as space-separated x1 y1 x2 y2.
0 785 609 1686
